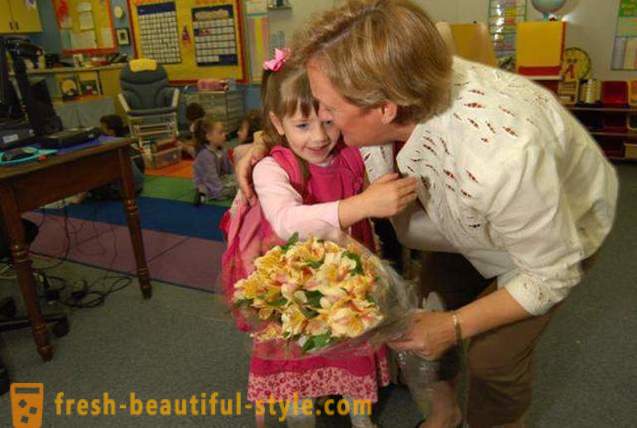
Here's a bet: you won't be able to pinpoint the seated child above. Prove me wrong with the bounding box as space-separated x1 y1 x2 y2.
236 109 263 145
192 114 236 205
180 102 206 158
80 115 144 201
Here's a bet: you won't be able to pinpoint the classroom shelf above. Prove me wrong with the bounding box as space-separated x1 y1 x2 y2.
568 106 637 113
566 105 637 161
590 130 637 138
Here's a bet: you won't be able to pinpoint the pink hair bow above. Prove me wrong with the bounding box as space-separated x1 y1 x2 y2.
263 48 291 72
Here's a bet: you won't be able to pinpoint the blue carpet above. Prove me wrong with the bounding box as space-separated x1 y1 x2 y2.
44 197 227 241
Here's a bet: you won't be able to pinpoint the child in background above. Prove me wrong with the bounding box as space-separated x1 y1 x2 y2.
236 109 263 144
221 50 418 428
100 114 145 174
192 114 236 205
181 102 206 158
85 114 143 199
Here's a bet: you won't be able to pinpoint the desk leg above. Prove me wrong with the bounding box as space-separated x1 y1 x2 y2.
118 148 152 299
0 186 53 361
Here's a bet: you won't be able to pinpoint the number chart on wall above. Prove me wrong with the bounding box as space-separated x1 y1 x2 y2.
130 0 246 82
612 0 637 70
192 4 239 66
136 1 182 64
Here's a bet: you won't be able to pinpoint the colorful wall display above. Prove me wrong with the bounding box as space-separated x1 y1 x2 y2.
488 0 527 59
612 0 637 70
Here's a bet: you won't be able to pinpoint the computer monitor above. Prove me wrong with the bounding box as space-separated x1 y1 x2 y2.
0 36 62 150
0 36 26 122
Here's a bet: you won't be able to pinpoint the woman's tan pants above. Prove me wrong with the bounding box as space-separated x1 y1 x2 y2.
419 252 563 427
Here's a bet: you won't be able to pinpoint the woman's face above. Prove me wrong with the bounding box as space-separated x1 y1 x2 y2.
270 106 339 165
307 58 388 148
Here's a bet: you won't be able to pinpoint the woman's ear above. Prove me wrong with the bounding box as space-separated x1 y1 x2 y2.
379 101 398 125
269 111 285 136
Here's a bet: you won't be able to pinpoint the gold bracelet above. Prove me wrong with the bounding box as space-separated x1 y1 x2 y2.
452 312 463 346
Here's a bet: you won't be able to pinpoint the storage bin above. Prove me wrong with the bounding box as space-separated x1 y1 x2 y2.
601 81 629 107
145 146 182 169
625 142 637 159
629 80 637 107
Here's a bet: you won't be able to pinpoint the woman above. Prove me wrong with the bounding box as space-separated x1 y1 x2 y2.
236 1 618 426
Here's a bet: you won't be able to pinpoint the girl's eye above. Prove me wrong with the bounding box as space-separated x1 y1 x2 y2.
296 123 309 130
322 120 334 127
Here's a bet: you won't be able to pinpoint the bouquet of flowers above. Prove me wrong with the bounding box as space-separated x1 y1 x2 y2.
232 233 418 356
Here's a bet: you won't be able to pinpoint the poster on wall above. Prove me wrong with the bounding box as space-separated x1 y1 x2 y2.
136 1 182 64
488 0 527 60
612 0 637 69
192 4 239 67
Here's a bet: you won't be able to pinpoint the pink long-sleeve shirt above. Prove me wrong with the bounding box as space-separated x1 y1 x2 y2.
253 157 341 241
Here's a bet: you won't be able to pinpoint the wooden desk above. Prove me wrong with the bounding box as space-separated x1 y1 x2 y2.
0 139 152 361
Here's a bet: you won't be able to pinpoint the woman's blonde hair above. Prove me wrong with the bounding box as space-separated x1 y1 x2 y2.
293 0 452 124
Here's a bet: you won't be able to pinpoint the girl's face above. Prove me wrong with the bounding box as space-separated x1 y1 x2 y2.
206 122 226 148
270 107 339 165
237 120 250 143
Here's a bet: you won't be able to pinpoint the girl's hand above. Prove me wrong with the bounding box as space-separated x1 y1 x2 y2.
236 132 269 201
362 173 418 218
388 311 457 360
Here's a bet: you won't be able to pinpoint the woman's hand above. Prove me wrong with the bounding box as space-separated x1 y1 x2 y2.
388 311 457 360
235 131 269 201
361 173 418 218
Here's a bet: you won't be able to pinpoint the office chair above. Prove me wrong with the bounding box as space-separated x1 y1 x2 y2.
0 218 69 396
118 59 180 164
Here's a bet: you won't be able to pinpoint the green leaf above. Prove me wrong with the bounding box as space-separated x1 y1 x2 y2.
302 333 333 353
301 336 315 353
280 232 300 252
233 298 253 308
305 259 324 269
269 297 288 307
366 295 376 305
344 251 364 275
313 333 333 348
305 290 324 308
300 307 319 319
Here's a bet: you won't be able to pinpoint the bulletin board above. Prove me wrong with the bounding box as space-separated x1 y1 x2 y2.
53 0 118 55
612 0 637 70
488 0 527 60
128 0 246 83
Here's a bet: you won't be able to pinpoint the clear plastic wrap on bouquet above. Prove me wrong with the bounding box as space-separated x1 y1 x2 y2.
231 229 421 360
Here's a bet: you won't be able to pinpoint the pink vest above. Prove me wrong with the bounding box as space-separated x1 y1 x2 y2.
219 144 374 331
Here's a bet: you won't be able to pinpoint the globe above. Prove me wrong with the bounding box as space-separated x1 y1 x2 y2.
531 0 567 15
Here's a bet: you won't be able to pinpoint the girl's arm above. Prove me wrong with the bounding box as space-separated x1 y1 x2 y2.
254 158 340 240
254 158 418 240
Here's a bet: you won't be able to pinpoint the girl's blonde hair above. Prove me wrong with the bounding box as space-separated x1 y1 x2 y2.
293 0 452 124
192 113 221 152
261 63 316 148
261 62 317 179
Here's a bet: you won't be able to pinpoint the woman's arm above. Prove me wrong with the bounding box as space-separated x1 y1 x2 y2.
390 144 590 359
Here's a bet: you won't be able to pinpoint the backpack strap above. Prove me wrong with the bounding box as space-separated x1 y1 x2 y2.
270 146 307 198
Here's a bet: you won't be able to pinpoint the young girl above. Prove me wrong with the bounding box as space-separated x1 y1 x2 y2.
237 109 263 145
221 50 418 427
180 102 206 158
192 114 236 205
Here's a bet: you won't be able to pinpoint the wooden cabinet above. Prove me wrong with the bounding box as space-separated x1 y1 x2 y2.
570 106 637 161
0 0 13 33
0 0 43 34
